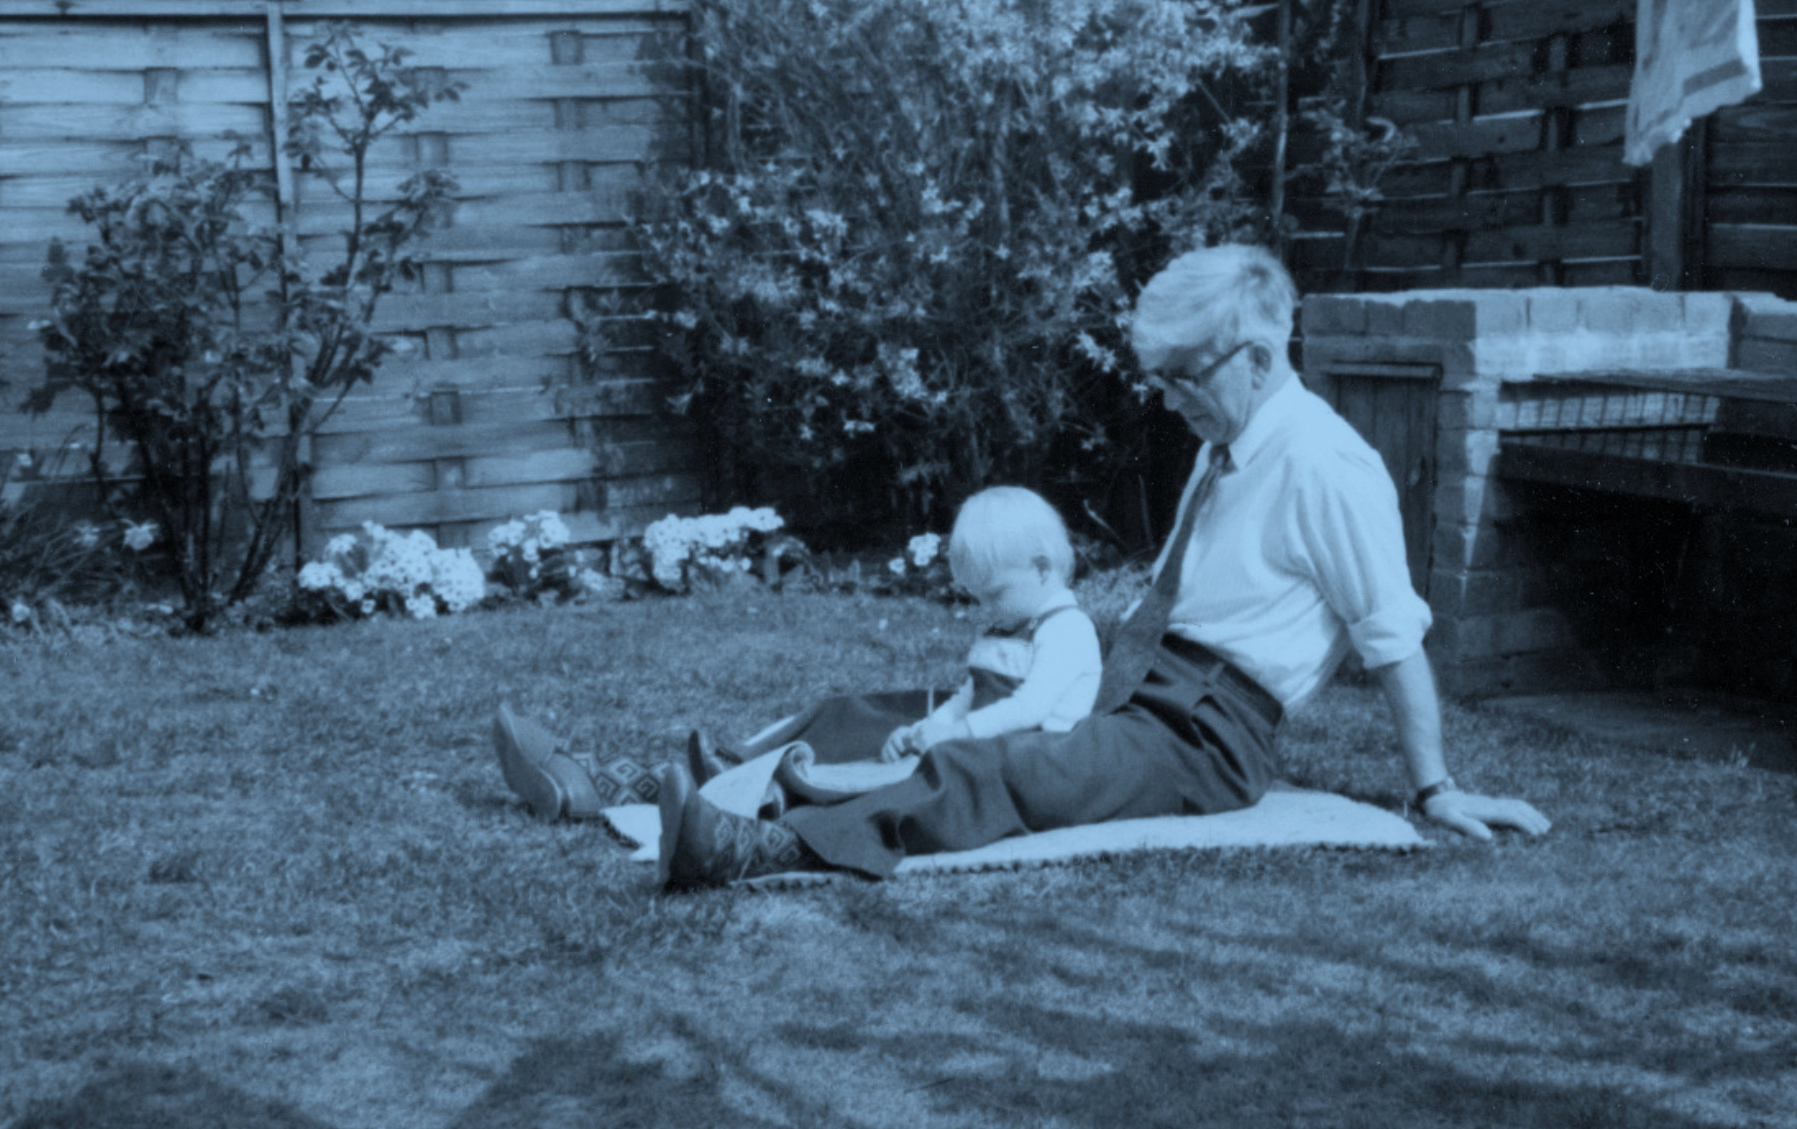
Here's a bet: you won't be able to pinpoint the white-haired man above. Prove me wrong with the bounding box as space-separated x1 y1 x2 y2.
657 243 1551 886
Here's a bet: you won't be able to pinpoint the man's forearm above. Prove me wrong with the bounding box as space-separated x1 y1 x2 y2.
1372 647 1447 793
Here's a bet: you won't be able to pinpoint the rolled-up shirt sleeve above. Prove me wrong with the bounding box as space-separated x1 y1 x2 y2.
1294 447 1433 669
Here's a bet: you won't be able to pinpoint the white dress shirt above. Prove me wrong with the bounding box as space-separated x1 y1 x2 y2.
1152 376 1433 710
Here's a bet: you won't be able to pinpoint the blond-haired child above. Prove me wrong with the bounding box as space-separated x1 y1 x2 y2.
879 485 1100 759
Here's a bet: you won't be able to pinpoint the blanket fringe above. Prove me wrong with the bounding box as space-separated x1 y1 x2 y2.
726 838 1429 890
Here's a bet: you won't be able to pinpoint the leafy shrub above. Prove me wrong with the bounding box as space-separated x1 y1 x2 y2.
609 0 1274 537
27 24 461 632
0 446 159 624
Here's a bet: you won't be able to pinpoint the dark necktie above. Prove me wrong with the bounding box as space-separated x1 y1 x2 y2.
1093 443 1230 713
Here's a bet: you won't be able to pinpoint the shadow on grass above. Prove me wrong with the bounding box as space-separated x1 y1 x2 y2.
915 1001 1724 1129
432 902 1772 1129
446 1021 835 1129
907 905 1785 1129
625 994 1741 1129
9 1063 336 1129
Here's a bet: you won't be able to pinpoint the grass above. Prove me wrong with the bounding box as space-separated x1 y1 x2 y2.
2 589 1794 1129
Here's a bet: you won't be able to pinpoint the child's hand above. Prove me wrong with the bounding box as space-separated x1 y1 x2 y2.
881 725 916 763
908 715 968 752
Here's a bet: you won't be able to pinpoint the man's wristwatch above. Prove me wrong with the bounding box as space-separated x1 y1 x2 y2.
1415 777 1459 809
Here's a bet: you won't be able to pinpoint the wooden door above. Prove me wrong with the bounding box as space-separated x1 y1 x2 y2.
1327 366 1440 598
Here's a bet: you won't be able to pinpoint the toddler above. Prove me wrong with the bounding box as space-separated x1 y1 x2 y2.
878 485 1101 760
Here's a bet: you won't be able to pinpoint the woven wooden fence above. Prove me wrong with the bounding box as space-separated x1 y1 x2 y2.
0 0 696 554
1703 0 1797 297
1290 0 1797 300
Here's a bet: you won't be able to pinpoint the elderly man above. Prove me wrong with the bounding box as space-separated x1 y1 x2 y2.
657 243 1551 886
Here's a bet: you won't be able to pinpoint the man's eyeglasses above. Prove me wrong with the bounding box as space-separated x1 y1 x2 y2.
1143 340 1251 397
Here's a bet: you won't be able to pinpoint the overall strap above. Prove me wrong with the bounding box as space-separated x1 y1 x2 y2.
1026 603 1084 641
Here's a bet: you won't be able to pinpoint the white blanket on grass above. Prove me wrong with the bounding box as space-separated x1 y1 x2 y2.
602 746 1426 879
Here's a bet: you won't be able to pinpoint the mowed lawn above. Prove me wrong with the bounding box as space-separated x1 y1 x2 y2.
2 589 1794 1129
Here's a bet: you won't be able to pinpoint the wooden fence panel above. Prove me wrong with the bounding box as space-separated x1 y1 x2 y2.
1294 0 1646 292
1295 0 1797 299
1704 0 1797 296
0 0 697 560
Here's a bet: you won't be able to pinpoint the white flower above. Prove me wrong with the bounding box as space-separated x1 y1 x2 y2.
404 592 438 620
741 507 783 533
359 597 376 616
431 548 486 613
122 520 158 552
362 526 435 592
9 601 30 624
298 561 344 591
888 557 907 576
74 522 101 550
907 532 941 569
574 568 615 597
325 533 358 559
530 511 571 549
487 520 525 553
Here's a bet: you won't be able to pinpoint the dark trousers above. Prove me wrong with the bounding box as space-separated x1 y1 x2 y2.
780 636 1282 878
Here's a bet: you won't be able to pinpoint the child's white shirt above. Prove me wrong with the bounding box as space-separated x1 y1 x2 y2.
931 590 1102 739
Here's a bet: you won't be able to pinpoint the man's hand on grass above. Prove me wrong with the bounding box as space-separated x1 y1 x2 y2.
1422 790 1552 840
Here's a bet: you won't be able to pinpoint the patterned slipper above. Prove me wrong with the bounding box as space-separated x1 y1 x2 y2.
685 729 735 785
655 762 692 888
657 762 816 889
492 704 569 820
559 751 617 821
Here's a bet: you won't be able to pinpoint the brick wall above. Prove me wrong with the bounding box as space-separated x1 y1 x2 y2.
1301 286 1767 696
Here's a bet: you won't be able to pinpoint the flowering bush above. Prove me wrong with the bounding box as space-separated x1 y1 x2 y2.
875 531 951 597
637 506 787 593
487 511 620 603
293 522 487 622
483 510 583 600
608 0 1272 536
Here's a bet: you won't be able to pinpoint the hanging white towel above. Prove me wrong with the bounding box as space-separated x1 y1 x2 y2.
1625 0 1763 166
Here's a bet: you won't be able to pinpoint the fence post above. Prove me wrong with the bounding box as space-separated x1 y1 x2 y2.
1440 1 1484 283
1647 122 1706 293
